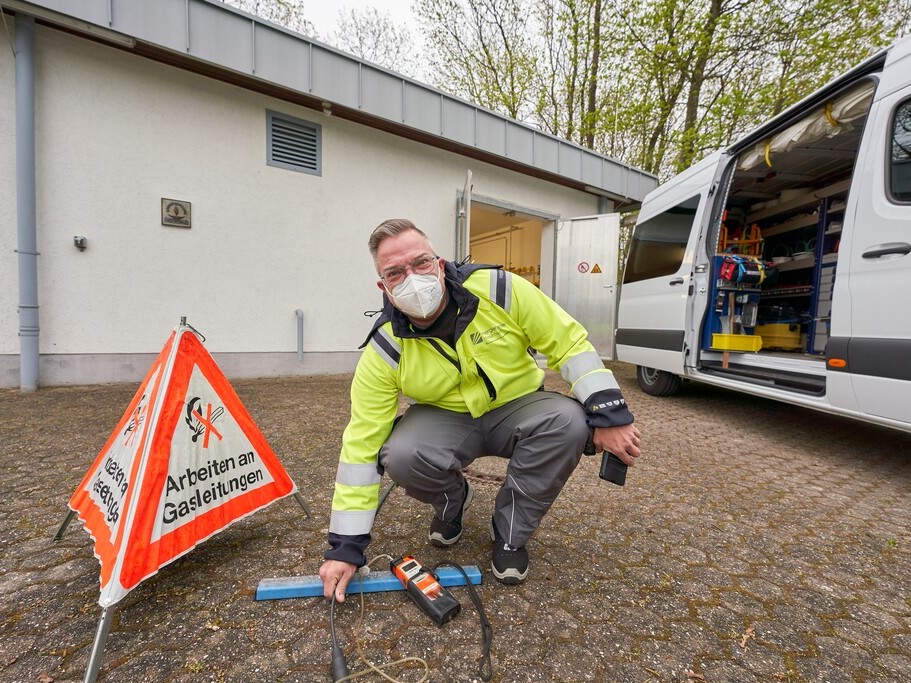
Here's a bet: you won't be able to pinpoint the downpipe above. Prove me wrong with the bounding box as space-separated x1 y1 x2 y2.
15 16 39 392
295 309 304 362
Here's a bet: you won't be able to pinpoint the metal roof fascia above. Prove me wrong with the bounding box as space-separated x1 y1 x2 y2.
15 0 657 202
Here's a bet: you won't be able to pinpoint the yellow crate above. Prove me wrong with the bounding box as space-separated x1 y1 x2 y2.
711 333 762 352
755 323 801 350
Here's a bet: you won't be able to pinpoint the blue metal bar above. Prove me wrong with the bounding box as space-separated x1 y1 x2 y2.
255 566 483 601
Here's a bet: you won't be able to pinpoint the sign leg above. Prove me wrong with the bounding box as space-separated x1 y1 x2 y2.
377 481 398 515
54 509 77 541
292 492 312 518
83 606 115 683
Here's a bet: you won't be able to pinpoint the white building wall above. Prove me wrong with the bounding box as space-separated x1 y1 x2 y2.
1 24 599 387
1 20 19 362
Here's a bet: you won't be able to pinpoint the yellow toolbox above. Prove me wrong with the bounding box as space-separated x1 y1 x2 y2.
755 323 801 350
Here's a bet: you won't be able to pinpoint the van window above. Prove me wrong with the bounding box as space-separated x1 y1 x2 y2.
891 99 911 202
623 195 699 284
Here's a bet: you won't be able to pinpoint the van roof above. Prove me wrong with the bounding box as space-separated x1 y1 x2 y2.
729 39 897 155
638 33 909 215
636 151 722 223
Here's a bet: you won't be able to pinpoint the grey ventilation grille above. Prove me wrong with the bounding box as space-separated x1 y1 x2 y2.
267 110 321 175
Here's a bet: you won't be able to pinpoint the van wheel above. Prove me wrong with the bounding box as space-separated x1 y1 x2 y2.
636 366 681 397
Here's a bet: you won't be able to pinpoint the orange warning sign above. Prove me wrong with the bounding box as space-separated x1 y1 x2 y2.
68 324 297 606
591 263 602 273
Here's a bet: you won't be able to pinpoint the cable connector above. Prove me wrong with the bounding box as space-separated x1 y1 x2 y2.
329 596 350 682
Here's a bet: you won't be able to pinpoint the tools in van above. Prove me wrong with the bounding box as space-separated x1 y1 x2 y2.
719 254 765 285
718 218 762 255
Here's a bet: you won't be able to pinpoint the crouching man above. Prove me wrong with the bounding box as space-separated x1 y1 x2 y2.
320 219 641 601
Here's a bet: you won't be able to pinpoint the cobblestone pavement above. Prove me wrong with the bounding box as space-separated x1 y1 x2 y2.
2 362 910 683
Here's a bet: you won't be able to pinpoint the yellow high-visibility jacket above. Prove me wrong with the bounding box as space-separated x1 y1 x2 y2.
325 262 633 565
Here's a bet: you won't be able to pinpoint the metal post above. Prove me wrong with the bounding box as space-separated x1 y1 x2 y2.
294 309 304 362
292 491 311 518
15 16 39 392
376 481 397 515
83 606 115 683
53 509 77 541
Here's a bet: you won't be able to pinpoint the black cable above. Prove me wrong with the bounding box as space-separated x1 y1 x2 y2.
329 596 350 682
376 481 398 515
432 561 493 682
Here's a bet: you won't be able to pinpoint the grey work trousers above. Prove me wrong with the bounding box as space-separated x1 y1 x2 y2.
379 391 589 548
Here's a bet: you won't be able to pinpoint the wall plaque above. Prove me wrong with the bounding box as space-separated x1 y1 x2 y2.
161 199 191 228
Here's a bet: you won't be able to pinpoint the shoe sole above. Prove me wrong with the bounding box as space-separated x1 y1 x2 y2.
489 517 529 584
428 481 474 547
491 565 528 585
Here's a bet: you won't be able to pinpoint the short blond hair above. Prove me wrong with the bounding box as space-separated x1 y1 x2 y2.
368 219 433 263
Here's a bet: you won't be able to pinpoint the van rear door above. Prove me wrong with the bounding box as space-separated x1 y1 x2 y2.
616 157 717 375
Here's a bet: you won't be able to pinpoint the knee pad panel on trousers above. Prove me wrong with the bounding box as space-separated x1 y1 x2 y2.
515 398 590 452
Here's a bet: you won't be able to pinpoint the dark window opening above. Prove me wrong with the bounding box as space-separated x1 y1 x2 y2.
623 196 699 284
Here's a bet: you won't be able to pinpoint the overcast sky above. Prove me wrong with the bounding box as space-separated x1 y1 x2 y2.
305 0 419 37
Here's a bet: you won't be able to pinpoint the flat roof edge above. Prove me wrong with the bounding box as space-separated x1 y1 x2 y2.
12 0 656 203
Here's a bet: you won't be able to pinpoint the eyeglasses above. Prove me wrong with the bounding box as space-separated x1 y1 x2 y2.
380 255 439 287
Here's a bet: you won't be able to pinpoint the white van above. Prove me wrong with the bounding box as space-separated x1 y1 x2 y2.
616 34 911 433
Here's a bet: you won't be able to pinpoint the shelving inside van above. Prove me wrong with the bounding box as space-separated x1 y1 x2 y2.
704 81 876 369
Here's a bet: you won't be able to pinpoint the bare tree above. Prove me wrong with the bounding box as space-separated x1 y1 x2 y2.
219 0 316 36
332 7 422 78
534 0 605 146
416 0 537 120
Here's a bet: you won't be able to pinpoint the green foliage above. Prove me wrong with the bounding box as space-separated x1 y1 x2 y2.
605 0 908 178
415 0 910 181
241 0 911 182
416 0 539 120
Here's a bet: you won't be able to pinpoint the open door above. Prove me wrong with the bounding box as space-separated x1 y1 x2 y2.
456 171 472 262
616 183 709 375
552 215 620 359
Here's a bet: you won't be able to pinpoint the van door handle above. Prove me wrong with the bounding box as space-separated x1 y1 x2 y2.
669 277 685 285
862 242 911 259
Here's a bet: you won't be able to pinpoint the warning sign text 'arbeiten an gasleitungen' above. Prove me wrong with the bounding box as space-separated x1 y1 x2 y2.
69 326 296 606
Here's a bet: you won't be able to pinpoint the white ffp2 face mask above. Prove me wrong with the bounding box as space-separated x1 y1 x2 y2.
389 273 444 319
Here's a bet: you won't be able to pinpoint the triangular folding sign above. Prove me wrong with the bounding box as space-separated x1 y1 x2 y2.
69 324 297 606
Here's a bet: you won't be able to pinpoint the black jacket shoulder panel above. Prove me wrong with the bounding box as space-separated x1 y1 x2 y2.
455 261 501 280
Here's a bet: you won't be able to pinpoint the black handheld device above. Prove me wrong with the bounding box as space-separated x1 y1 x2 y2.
583 429 628 486
598 452 627 486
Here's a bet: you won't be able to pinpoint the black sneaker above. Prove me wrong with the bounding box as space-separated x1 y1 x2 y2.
428 478 474 547
489 516 529 584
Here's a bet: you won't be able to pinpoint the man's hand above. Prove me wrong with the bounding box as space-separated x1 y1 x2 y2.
593 423 642 466
319 559 358 602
